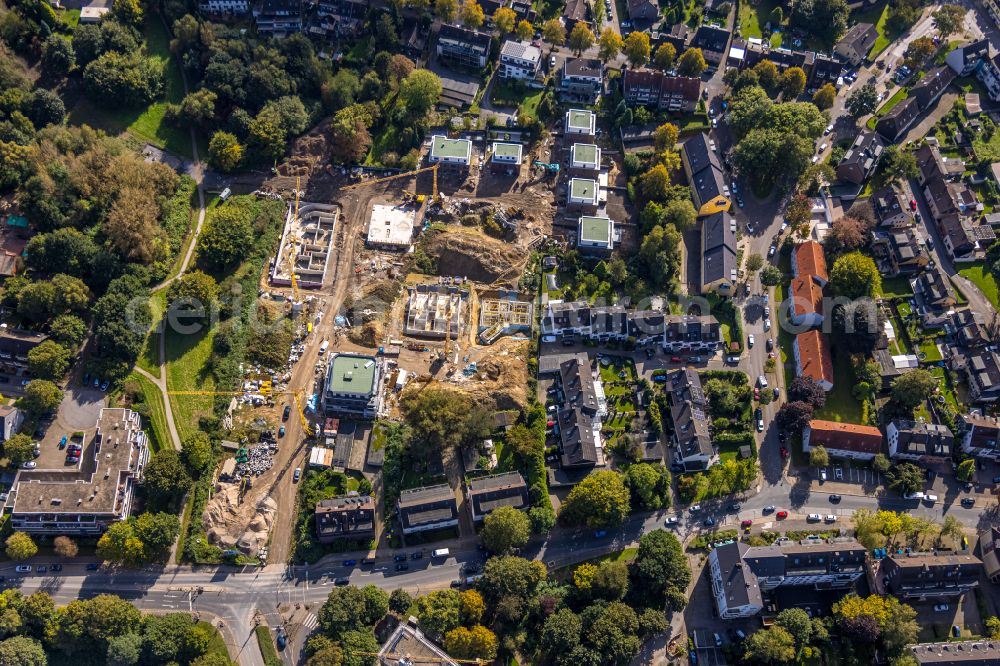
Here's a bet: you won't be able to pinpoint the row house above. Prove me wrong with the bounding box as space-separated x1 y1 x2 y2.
709 539 867 620
315 494 375 544
947 308 995 349
915 140 965 186
886 420 954 464
875 97 920 142
957 412 1000 460
253 0 302 37
557 356 606 469
871 227 928 276
803 419 883 461
540 302 722 350
622 69 701 112
700 212 737 296
397 485 459 535
834 22 878 66
736 43 844 90
465 472 529 522
200 0 249 14
790 241 833 388
682 133 730 216
690 25 731 68
877 551 982 601
910 66 956 109
915 269 957 311
559 58 603 105
666 369 716 471
960 349 1000 403
872 185 911 228
907 641 1000 664
836 130 883 185
437 24 492 70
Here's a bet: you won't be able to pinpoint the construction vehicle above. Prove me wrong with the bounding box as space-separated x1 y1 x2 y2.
168 389 313 436
342 163 441 203
533 161 560 172
356 651 484 664
289 176 302 306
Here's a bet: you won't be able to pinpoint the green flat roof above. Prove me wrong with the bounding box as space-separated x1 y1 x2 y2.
567 109 594 130
572 143 599 166
328 354 377 394
570 178 597 200
579 216 611 243
492 142 522 159
431 136 471 159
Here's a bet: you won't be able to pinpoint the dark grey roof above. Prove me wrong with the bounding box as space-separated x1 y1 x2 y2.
954 39 989 69
951 308 992 348
909 640 1000 664
691 24 730 53
837 22 878 55
315 495 375 541
685 133 726 205
702 212 737 285
714 542 762 610
665 315 721 344
890 419 954 457
882 551 982 595
558 406 599 467
910 66 957 107
467 472 529 517
875 97 920 140
560 356 600 415
667 369 712 462
564 58 602 79
438 23 492 51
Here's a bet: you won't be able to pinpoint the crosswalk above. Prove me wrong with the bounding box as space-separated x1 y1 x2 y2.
302 613 318 631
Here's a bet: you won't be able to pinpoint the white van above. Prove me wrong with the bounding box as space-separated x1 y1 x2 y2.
319 340 329 354
431 548 450 558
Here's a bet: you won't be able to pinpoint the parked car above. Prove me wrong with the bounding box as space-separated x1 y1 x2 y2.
830 494 842 502
772 387 780 399
757 375 768 388
766 338 773 352
728 502 741 512
741 519 753 528
66 456 79 464
279 426 286 438
665 516 679 525
282 406 291 421
411 551 423 560
747 334 755 348
58 436 67 449
825 515 838 523
86 563 100 571
763 318 772 331
924 494 939 504
335 577 350 586
961 497 976 507
713 633 723 647
820 469 827 481
395 563 409 572
690 504 702 513
756 409 764 432
541 335 556 343
776 511 788 519
20 462 35 470
100 380 109 391
703 517 716 527
50 564 62 572
342 559 356 567
807 514 822 522
768 244 776 257
36 566 46 574
293 467 301 482
934 604 950 612
394 554 407 562
14 566 31 573
762 506 775 514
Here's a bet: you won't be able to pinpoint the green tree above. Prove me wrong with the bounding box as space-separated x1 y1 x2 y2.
176 89 217 127
932 4 966 37
17 281 56 323
41 35 75 78
628 529 691 610
781 67 807 98
746 253 764 273
654 42 676 70
4 433 35 468
339 630 378 666
21 379 62 415
873 453 891 474
477 556 546 605
168 270 219 309
760 265 782 286
142 449 192 507
83 52 163 107
27 340 71 380
886 462 925 496
624 463 670 511
652 123 679 152
881 145 919 181
480 506 531 554
744 625 796 663
329 104 374 164
415 589 462 635
830 251 881 298
790 0 849 44
318 585 389 639
459 0 485 28
49 314 87 349
110 0 143 26
388 589 412 615
197 205 254 271
0 636 46 666
808 445 829 468
559 470 630 527
846 81 878 118
459 589 484 625
444 625 497 660
5 532 37 561
677 48 707 76
542 18 566 47
107 632 143 666
813 83 836 110
639 164 672 201
598 27 623 62
754 60 780 90
540 608 580 658
181 432 214 475
590 559 629 601
435 0 457 22
957 458 976 482
890 369 937 413
903 36 936 69
568 22 596 55
399 70 442 117
515 19 533 41
776 607 814 651
638 223 682 287
493 7 516 33
623 31 651 67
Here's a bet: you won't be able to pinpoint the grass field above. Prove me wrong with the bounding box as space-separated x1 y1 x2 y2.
68 17 194 158
958 263 1000 310
812 349 863 423
137 291 168 378
553 547 638 582
739 0 782 43
198 622 231 662
127 372 170 454
165 323 217 443
255 625 281 666
881 275 914 298
852 1 896 59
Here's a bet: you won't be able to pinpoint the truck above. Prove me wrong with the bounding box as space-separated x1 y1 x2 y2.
319 340 329 355
431 548 450 559
395 370 408 391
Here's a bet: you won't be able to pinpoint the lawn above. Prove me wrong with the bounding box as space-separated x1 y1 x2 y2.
812 349 864 423
920 338 943 362
491 79 546 121
553 547 639 582
255 626 281 666
197 622 231 662
599 357 636 383
972 125 1000 163
738 0 782 41
137 291 168 379
887 312 911 355
57 8 80 29
881 275 914 298
866 87 908 129
929 366 959 410
164 323 217 443
958 263 1000 310
68 17 194 158
127 371 170 454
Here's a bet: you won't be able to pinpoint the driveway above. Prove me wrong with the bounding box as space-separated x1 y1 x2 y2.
56 386 106 431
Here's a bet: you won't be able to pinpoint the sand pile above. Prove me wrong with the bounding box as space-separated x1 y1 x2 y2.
202 484 279 555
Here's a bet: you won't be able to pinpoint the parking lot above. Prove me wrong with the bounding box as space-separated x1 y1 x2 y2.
691 629 728 666
816 464 883 488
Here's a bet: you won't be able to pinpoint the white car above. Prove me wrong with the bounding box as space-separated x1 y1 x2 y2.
764 318 772 331
825 515 838 523
748 334 755 348
665 516 679 526
823 124 833 135
20 461 36 469
15 565 31 573
820 469 827 481
904 491 925 500
541 335 556 343
768 244 777 257
807 514 822 522
819 143 828 152
757 375 768 388
924 494 939 503
690 504 702 513
764 306 770 316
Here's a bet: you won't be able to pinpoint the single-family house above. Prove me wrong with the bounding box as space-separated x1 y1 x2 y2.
834 23 878 66
577 215 615 253
499 40 541 80
836 130 883 185
690 25 731 68
565 108 596 137
886 420 954 463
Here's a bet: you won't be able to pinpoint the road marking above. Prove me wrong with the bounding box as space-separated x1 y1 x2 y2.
302 614 318 630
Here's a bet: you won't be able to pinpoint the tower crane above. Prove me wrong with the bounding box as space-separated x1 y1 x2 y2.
341 163 441 203
354 652 483 665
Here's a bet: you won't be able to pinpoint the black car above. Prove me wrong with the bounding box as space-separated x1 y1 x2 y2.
410 551 423 560
395 563 409 571
393 554 407 562
450 580 463 588
728 502 741 512
282 406 291 421
670 463 685 473
778 431 787 443
962 498 976 508
829 494 842 503
334 577 350 586
50 564 62 572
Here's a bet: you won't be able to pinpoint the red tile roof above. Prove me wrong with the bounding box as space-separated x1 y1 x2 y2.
807 419 883 454
794 241 828 282
795 329 834 386
791 275 823 318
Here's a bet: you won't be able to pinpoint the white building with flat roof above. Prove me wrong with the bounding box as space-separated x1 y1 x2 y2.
428 136 472 166
570 143 601 172
564 109 596 136
491 142 523 165
499 40 541 80
568 177 599 207
577 215 614 252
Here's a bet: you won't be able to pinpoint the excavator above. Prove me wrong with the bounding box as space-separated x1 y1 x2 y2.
341 162 442 204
